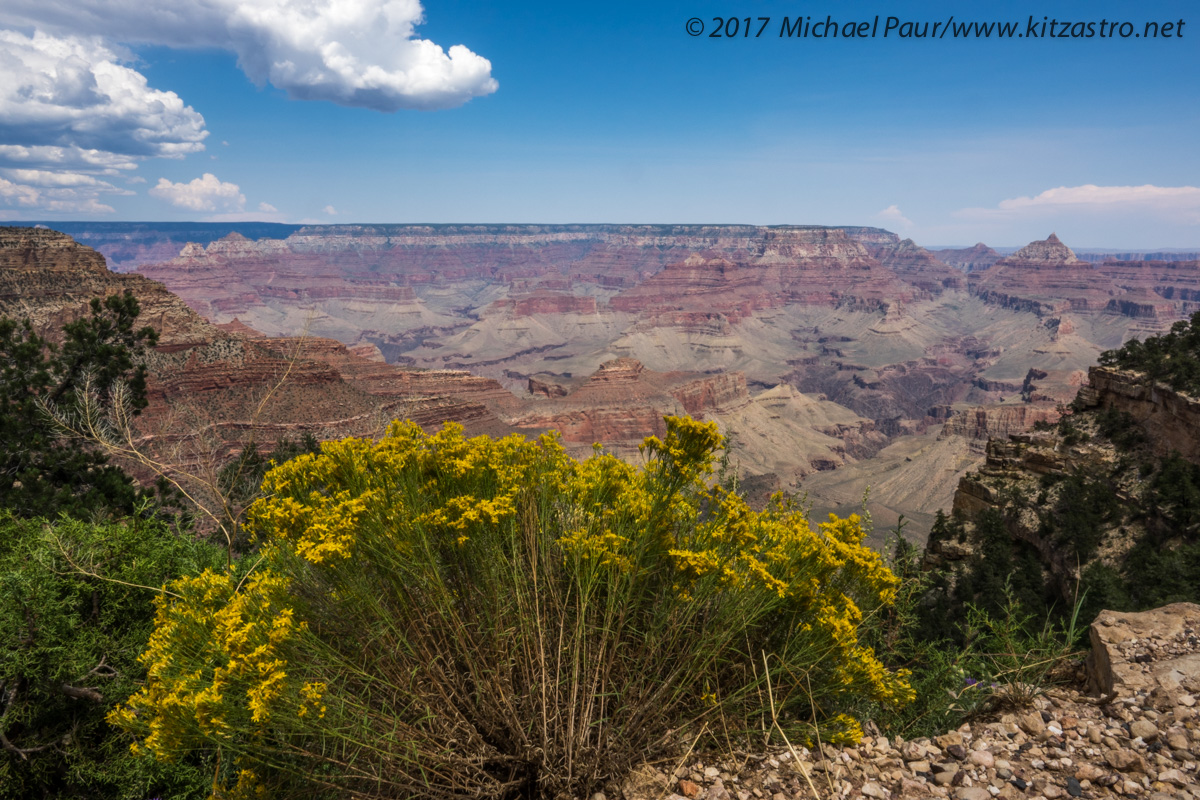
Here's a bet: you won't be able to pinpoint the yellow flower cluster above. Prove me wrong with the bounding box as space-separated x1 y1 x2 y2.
250 420 567 555
108 568 299 760
113 414 913 789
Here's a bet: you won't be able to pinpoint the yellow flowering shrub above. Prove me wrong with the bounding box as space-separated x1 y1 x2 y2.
111 417 911 800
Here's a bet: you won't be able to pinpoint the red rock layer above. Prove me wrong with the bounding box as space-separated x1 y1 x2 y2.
137 225 941 328
971 236 1200 320
969 234 1121 315
866 238 965 293
610 228 916 317
0 228 521 465
510 358 750 449
0 227 215 346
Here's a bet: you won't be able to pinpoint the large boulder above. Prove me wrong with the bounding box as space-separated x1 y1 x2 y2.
1087 603 1200 696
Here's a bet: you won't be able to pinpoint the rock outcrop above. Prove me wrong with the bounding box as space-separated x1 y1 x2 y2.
1088 603 1200 697
0 227 214 346
1081 367 1200 462
969 234 1200 321
938 405 1061 447
935 243 1002 273
969 234 1118 316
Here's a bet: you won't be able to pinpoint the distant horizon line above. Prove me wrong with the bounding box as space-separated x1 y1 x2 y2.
3 220 1197 253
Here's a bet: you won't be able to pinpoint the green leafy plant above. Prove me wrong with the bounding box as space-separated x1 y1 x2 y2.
0 512 223 799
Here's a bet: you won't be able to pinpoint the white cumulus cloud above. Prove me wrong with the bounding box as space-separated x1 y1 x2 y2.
0 29 208 215
1 0 498 112
876 204 913 229
149 172 245 212
323 205 338 216
0 30 207 159
258 201 277 212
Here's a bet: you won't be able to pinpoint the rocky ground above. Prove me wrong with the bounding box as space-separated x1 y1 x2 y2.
619 605 1200 800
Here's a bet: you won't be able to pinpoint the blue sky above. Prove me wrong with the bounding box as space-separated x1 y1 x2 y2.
0 1 1197 247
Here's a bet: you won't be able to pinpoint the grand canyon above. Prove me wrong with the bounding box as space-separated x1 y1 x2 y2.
7 221 1199 543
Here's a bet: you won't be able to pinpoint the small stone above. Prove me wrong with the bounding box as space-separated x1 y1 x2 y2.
1044 785 1064 799
704 767 720 779
861 782 887 799
1106 748 1148 773
901 742 926 761
591 793 607 800
1157 768 1188 787
908 760 931 774
1009 777 1027 791
954 788 991 800
1131 720 1160 742
947 744 969 760
1066 777 1083 797
1019 713 1046 736
678 780 701 799
968 749 995 769
936 732 964 748
1165 729 1189 751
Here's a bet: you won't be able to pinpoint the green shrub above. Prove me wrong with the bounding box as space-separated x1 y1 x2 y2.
0 513 223 799
0 292 158 520
867 538 1081 739
112 418 912 800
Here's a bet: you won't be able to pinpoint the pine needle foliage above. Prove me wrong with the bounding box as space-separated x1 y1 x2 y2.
112 417 912 800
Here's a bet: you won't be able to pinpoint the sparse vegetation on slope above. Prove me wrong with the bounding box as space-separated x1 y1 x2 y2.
1098 309 1200 394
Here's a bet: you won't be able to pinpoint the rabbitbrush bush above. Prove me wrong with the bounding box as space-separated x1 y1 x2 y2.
111 417 913 800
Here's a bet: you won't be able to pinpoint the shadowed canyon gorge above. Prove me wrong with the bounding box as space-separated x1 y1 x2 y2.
6 223 1199 543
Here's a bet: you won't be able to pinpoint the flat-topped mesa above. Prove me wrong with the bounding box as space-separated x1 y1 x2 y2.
610 228 917 316
968 233 1119 315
